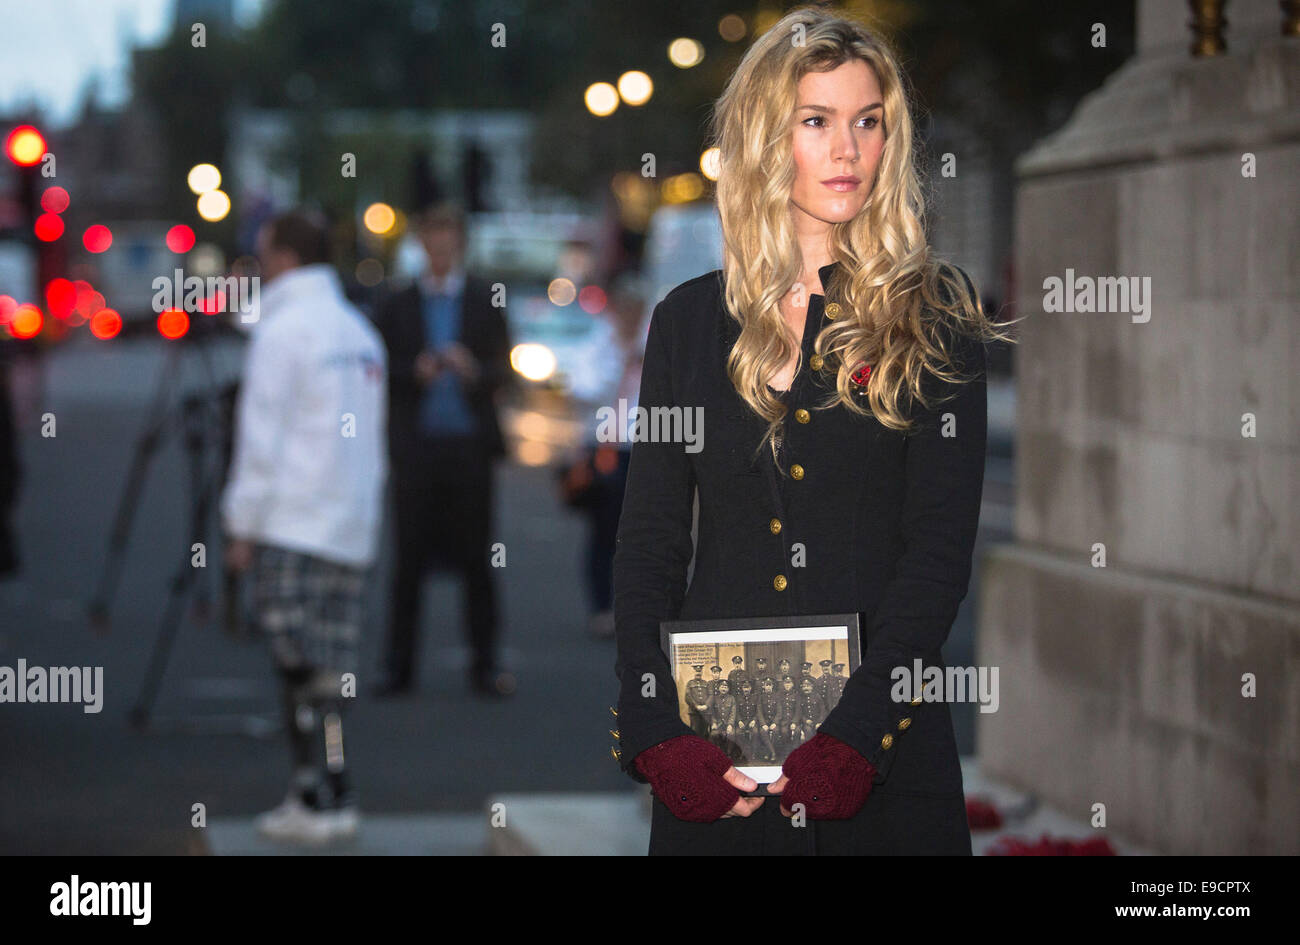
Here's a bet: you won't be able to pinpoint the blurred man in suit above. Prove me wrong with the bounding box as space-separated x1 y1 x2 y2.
372 202 515 698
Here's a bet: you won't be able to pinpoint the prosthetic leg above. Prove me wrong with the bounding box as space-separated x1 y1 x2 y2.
255 662 358 843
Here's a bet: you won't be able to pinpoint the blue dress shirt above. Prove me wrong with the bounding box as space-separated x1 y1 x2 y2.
419 281 479 437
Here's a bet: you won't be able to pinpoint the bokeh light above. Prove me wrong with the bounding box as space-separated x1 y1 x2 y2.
158 308 189 340
166 224 196 254
578 284 608 314
9 304 43 339
197 190 231 222
89 308 122 340
187 163 221 194
547 277 577 306
668 38 704 68
718 14 747 42
34 213 64 241
40 186 69 214
700 147 721 181
5 125 46 166
45 278 75 319
584 82 619 117
83 224 113 253
661 172 705 204
510 343 557 382
356 258 385 286
363 203 396 235
617 71 653 106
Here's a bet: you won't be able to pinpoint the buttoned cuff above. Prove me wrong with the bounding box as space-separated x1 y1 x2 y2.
815 691 922 785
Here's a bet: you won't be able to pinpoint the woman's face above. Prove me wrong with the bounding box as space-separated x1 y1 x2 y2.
789 57 885 231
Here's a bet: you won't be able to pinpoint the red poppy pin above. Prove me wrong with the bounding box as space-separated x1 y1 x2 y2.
850 361 872 386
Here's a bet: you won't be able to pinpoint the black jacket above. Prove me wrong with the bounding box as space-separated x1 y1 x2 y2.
371 278 513 464
612 261 987 798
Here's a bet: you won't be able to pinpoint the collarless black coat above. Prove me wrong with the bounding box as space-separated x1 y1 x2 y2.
612 261 988 852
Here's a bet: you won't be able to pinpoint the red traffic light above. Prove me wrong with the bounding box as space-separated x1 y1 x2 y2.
6 125 46 167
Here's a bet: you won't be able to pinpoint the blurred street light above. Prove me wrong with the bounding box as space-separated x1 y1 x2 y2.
157 308 189 340
617 71 653 106
34 213 64 241
510 343 557 382
700 147 721 181
83 224 112 253
9 304 43 338
662 172 705 204
547 277 577 305
166 224 196 253
89 308 121 340
363 202 396 235
584 82 619 117
197 189 231 222
668 38 704 68
5 125 45 166
40 186 69 214
718 14 747 42
187 163 222 195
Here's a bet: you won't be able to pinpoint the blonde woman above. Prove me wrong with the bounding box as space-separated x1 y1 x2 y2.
612 6 1016 855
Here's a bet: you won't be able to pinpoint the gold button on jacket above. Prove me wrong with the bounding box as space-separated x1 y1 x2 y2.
773 574 788 591
824 302 841 319
809 354 824 371
795 408 810 424
790 463 804 480
769 517 782 534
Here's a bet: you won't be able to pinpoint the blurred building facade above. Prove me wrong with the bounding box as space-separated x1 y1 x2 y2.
228 107 538 216
978 0 1300 854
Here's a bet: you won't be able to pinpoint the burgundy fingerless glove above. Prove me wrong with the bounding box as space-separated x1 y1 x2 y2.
634 735 738 822
780 732 876 820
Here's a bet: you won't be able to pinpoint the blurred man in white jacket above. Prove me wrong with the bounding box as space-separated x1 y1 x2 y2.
221 210 387 844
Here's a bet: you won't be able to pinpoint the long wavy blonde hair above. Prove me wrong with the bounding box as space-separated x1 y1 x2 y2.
709 6 1018 470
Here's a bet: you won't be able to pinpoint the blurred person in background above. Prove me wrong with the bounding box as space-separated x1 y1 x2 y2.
558 273 647 637
221 209 388 844
371 201 515 698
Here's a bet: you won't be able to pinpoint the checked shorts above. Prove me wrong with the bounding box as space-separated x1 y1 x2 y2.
250 544 366 676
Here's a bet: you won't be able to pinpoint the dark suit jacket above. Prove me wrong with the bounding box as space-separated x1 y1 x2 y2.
613 261 987 801
372 277 513 465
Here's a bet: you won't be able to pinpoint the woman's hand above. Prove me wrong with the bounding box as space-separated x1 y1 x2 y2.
767 732 875 820
634 735 765 822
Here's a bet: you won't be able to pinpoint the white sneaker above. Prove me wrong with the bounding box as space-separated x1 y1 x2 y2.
254 793 310 838
256 795 360 845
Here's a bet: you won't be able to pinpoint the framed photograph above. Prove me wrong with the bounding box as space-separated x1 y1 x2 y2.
660 613 862 785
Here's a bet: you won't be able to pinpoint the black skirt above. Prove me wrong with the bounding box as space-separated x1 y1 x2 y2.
648 788 972 855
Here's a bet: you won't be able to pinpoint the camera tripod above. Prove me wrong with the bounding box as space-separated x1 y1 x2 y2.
86 323 274 736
